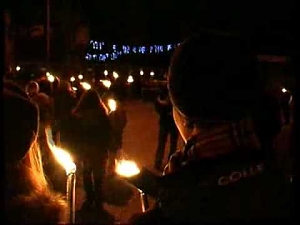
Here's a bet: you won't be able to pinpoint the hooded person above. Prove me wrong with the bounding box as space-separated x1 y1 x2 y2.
4 80 68 224
129 31 294 224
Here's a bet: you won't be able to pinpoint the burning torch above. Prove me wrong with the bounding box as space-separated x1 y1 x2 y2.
115 159 149 212
100 80 112 89
115 159 161 212
80 82 91 90
107 98 117 114
115 157 197 214
46 129 76 224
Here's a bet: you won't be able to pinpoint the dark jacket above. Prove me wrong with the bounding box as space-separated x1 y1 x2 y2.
53 89 77 126
158 151 293 223
69 109 112 158
154 92 174 125
130 122 294 224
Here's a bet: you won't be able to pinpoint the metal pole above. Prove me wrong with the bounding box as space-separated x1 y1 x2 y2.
46 0 50 67
66 172 76 224
139 190 149 212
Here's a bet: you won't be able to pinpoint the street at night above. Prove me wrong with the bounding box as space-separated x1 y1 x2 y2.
74 99 184 223
4 0 295 224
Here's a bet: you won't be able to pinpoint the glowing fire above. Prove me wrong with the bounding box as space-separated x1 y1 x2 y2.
47 75 55 83
80 82 91 90
51 146 76 175
127 75 134 83
113 71 119 79
100 80 111 88
45 128 76 175
115 159 140 177
108 99 117 112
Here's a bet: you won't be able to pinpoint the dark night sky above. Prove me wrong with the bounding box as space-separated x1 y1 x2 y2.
83 0 295 39
6 0 296 50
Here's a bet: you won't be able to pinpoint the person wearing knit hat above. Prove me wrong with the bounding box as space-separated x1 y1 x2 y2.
129 31 293 224
4 80 68 224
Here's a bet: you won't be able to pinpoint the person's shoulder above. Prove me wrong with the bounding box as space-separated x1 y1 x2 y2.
6 191 68 224
35 92 49 98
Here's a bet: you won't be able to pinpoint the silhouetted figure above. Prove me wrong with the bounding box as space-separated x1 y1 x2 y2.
130 32 294 224
70 89 114 222
52 80 77 146
154 88 179 171
4 80 68 224
102 92 128 174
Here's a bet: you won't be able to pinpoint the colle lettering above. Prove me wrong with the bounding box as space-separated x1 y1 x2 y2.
218 163 264 186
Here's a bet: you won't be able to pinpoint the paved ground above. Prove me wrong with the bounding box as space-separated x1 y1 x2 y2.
61 99 184 223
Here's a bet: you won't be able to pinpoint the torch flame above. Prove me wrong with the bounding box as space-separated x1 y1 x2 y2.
113 71 119 79
45 128 76 175
47 75 55 83
127 75 134 83
100 80 111 88
108 99 117 112
51 146 76 175
80 82 91 90
115 159 140 177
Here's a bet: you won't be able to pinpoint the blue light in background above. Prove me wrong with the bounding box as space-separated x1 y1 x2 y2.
85 41 180 61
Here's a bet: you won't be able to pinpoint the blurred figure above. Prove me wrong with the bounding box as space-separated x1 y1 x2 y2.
280 89 293 125
273 95 295 181
130 32 293 224
38 79 52 96
70 89 114 220
25 81 54 176
103 92 128 175
25 81 54 128
154 87 179 171
52 80 77 146
110 76 127 102
252 87 284 159
4 80 68 224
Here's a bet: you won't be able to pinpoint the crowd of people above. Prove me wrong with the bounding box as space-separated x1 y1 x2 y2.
5 75 128 223
4 30 295 224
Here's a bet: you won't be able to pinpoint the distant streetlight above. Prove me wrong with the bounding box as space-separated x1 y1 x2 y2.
16 66 21 71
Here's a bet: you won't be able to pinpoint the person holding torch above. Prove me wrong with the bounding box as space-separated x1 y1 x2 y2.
4 80 68 224
70 89 115 222
101 91 128 175
128 32 294 224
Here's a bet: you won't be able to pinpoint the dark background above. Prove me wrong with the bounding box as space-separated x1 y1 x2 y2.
6 0 295 41
4 0 296 65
